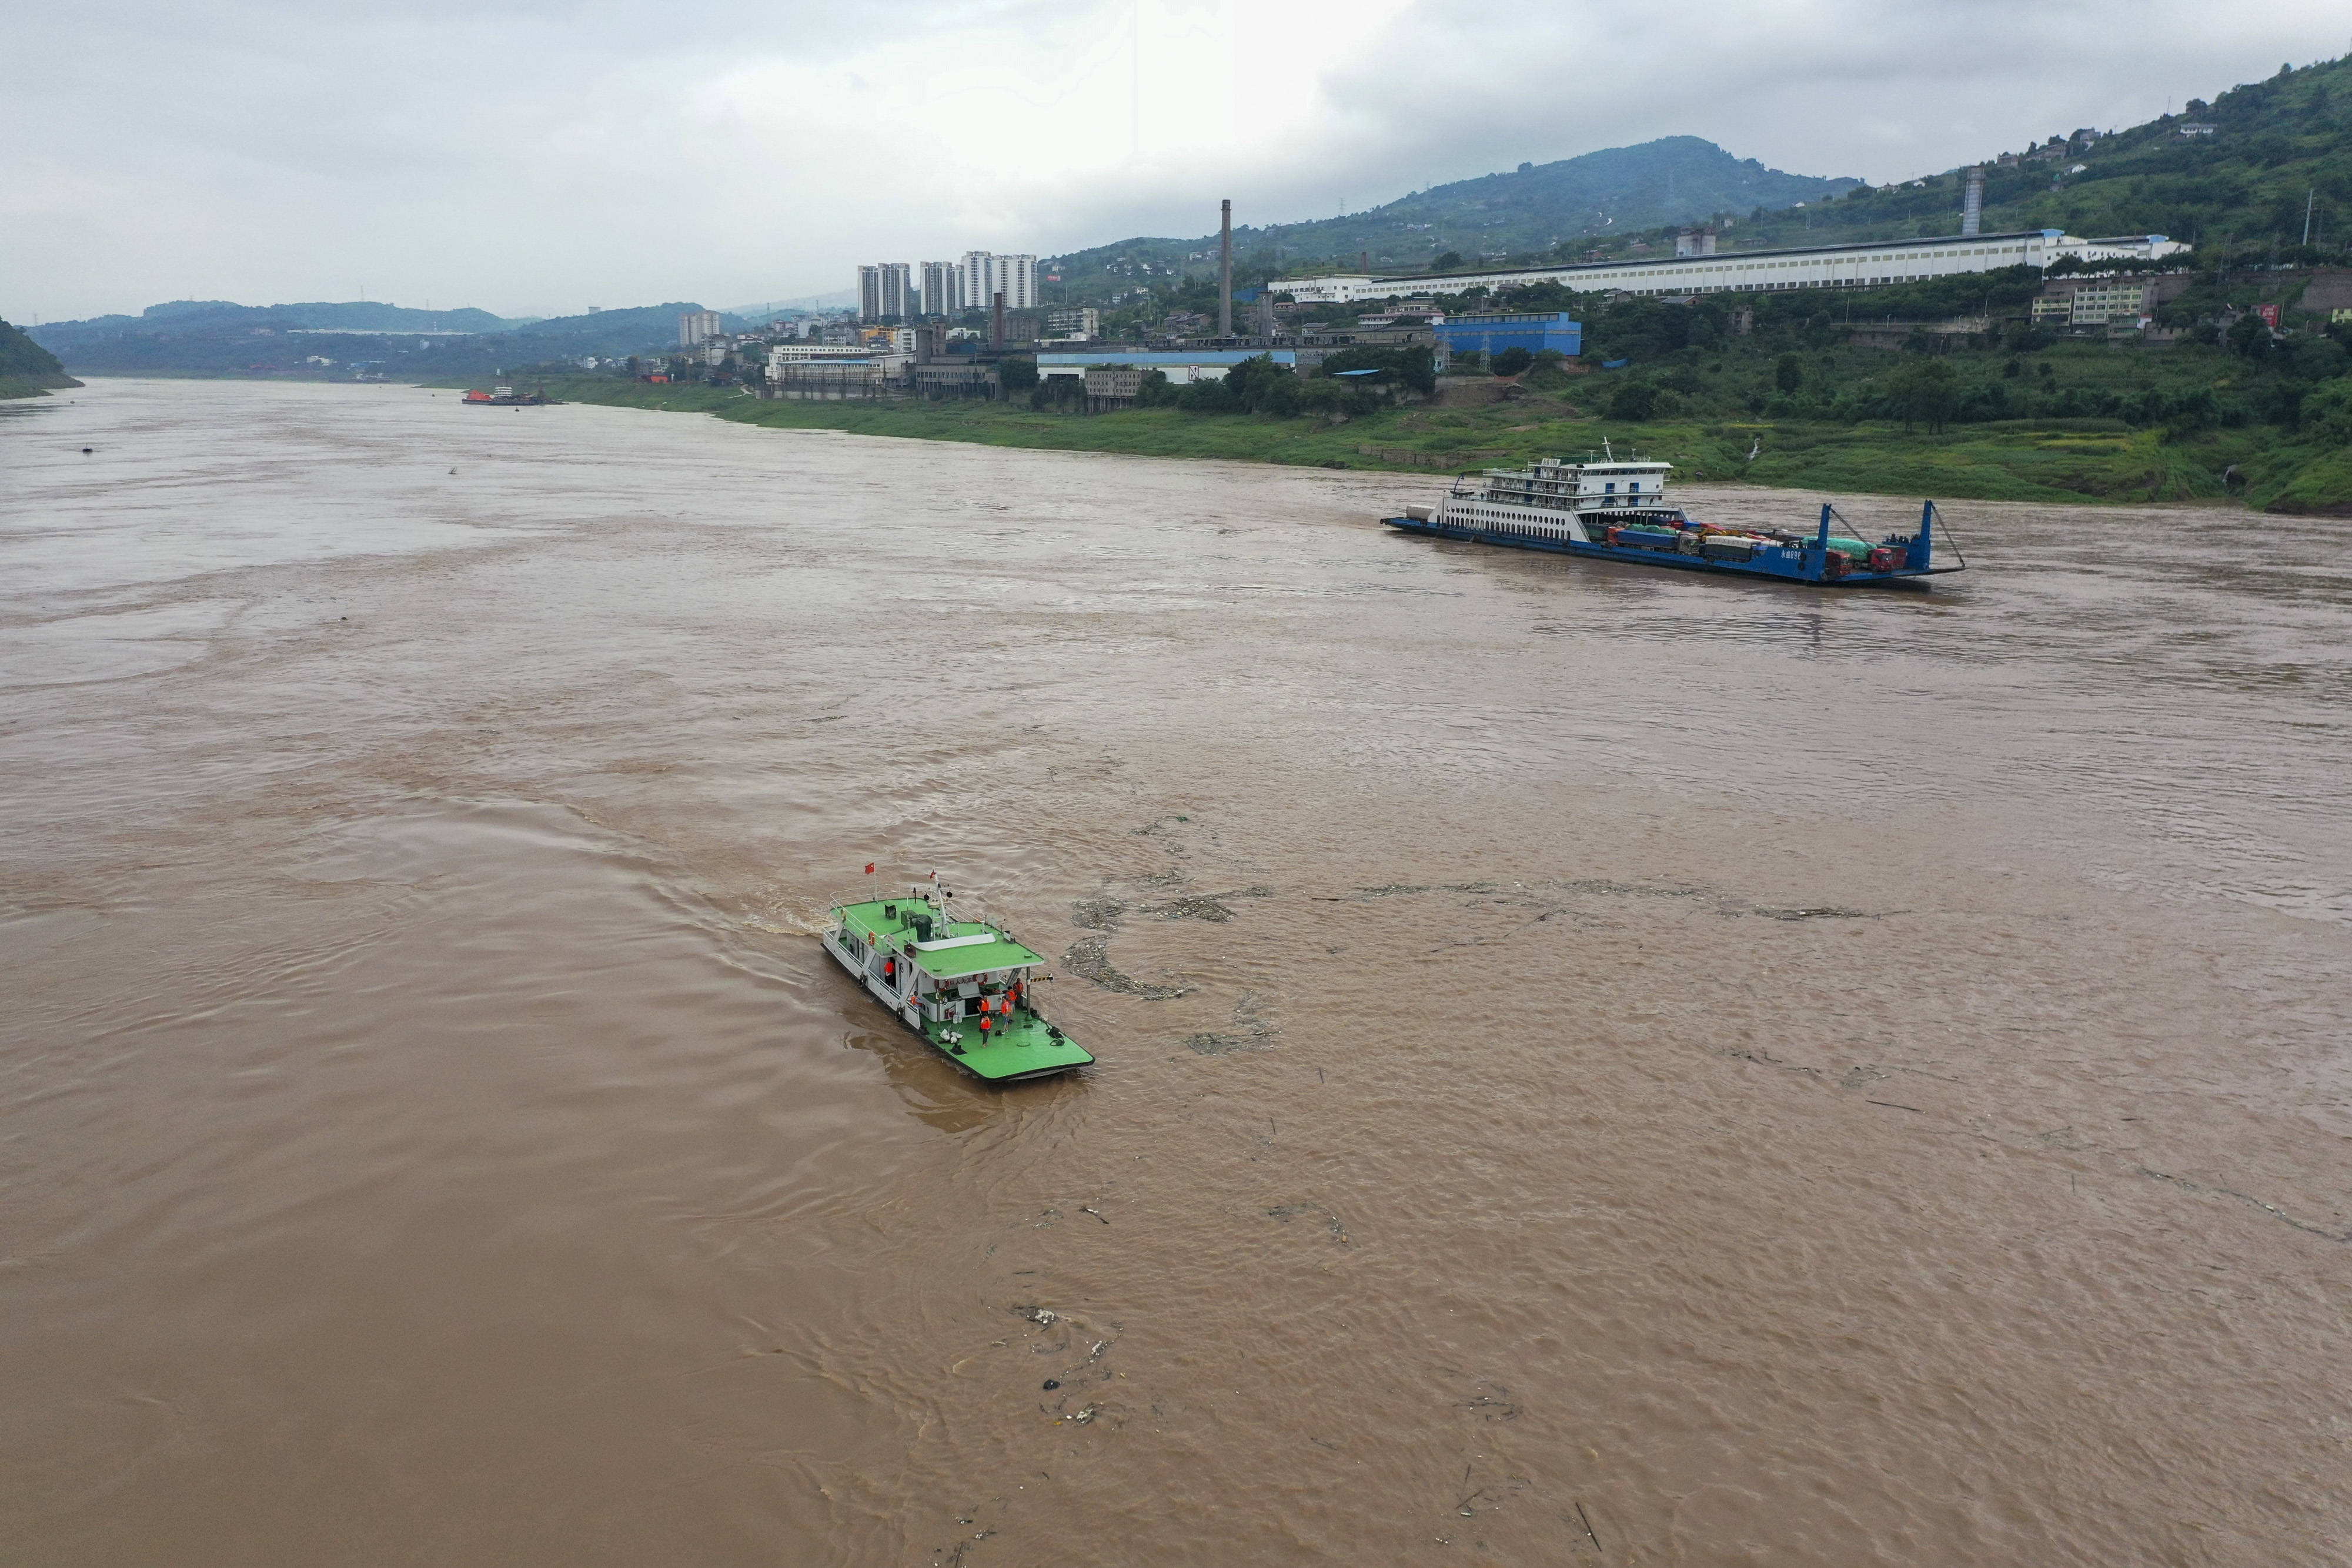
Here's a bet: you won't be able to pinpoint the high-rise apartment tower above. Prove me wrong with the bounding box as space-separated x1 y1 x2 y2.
919 260 955 318
952 252 1038 313
858 263 913 322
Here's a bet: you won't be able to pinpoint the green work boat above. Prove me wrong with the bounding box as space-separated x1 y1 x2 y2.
823 875 1093 1083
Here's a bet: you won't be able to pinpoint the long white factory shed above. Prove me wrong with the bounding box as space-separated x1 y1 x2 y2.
1279 230 2189 305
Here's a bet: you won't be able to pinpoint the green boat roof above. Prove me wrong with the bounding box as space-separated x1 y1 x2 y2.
836 900 1046 979
911 934 1045 978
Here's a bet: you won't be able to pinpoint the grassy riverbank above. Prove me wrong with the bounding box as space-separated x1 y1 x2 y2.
507 374 2347 510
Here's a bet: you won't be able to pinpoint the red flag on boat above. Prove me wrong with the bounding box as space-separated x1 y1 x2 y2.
865 862 876 874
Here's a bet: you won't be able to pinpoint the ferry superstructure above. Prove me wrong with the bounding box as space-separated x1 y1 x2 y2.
1385 455 1961 586
823 875 1092 1084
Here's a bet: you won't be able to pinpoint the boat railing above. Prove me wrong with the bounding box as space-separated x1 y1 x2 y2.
824 882 934 934
826 878 1038 958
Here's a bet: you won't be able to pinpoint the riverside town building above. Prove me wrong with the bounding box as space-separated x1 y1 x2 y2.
1279 231 2189 306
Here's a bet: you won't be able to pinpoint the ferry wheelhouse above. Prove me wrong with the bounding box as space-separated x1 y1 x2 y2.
1385 455 1961 585
823 875 1092 1084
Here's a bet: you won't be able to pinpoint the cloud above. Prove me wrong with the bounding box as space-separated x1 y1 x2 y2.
3 0 2346 320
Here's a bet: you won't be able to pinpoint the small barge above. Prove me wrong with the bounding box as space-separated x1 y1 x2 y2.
823 874 1093 1084
1385 454 1962 586
463 385 552 406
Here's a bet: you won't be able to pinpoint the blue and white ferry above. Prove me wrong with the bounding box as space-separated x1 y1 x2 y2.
1383 453 1962 586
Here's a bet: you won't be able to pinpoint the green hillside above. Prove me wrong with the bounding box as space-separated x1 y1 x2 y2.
1599 55 2352 268
1048 138 1859 301
0 316 79 397
1051 53 2352 305
1043 54 2348 306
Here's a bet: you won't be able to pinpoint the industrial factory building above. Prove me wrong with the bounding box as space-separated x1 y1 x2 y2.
1281 231 2189 306
1432 311 1582 362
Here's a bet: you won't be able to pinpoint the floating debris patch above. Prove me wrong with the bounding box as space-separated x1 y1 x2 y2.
1061 934 1190 999
1068 896 1126 932
1138 885 1275 924
1265 1202 1351 1245
1185 990 1279 1054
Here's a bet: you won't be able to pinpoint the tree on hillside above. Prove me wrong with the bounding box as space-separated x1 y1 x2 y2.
2302 376 2352 444
2226 314 2275 362
1886 360 1959 432
1490 346 1534 376
1606 382 1659 421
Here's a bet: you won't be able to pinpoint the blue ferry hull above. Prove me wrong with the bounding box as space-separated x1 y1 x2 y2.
1382 500 1961 588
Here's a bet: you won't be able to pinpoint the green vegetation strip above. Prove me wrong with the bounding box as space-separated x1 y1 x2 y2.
511 369 2338 510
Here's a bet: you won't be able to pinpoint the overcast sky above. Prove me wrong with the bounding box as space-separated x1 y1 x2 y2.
5 0 2346 322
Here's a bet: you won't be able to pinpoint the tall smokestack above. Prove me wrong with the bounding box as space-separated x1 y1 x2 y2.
1218 199 1233 339
1961 167 1984 237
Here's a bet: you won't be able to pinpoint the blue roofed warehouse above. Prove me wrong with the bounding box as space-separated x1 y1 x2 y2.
1433 310 1581 365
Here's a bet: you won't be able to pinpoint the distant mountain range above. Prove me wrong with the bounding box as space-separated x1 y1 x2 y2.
26 299 740 381
118 299 521 333
720 290 856 315
1049 137 1863 293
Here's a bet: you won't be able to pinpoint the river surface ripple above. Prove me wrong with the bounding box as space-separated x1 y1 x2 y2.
4 379 2350 1565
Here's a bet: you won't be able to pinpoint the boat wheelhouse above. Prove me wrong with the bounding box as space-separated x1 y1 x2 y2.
1385 454 1962 586
822 875 1092 1084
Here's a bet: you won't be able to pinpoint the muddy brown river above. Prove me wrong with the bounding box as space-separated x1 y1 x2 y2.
4 379 2349 1564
